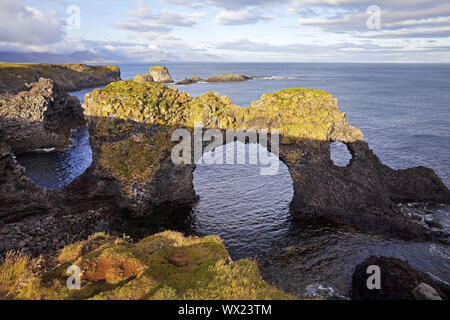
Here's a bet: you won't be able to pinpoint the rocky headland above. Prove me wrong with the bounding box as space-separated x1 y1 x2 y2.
0 63 121 95
79 81 450 242
1 65 450 300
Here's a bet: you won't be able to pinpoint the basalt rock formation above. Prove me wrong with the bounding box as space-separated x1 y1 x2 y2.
80 81 450 241
149 66 173 83
352 256 450 300
0 231 294 300
0 63 121 95
0 78 85 154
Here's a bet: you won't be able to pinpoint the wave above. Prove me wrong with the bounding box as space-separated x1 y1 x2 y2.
254 75 290 80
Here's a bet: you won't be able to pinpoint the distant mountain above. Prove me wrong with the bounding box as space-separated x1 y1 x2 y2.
0 51 111 63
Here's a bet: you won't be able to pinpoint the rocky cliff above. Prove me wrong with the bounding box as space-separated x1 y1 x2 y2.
0 63 121 95
149 66 173 83
0 78 84 154
352 256 450 300
1 79 450 257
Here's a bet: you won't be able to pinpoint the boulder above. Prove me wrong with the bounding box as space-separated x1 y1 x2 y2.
352 256 449 300
133 74 154 83
412 283 442 300
205 73 253 83
149 66 173 83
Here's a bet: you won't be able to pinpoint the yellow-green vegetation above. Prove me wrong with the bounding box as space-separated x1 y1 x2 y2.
0 231 294 300
84 81 360 141
245 88 361 143
0 252 32 299
99 129 174 184
0 63 120 94
84 81 192 126
133 74 154 83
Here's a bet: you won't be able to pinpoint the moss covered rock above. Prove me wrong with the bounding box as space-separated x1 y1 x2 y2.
79 80 450 241
133 74 154 83
0 63 121 95
0 231 294 300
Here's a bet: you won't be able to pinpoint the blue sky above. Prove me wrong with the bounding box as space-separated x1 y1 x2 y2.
1 0 449 62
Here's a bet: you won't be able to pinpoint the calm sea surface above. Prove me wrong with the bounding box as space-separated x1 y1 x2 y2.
16 63 450 298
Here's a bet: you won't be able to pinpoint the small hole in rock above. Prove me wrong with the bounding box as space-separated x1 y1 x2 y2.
331 141 352 167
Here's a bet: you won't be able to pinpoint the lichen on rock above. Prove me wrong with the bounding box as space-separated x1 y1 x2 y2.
205 73 253 83
81 80 450 240
0 231 294 300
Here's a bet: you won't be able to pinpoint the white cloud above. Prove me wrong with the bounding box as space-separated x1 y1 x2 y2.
215 9 273 25
0 0 64 45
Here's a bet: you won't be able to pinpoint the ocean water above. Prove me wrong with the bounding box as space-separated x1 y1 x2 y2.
16 63 450 298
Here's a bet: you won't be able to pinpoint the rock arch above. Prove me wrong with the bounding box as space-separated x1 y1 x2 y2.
78 81 450 241
2 80 450 243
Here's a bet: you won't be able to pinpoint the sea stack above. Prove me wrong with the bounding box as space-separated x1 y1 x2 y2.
149 66 173 83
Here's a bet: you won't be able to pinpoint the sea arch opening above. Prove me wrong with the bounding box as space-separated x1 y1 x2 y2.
192 140 294 260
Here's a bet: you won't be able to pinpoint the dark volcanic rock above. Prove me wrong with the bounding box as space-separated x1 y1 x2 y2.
352 256 450 300
81 82 450 242
0 78 85 154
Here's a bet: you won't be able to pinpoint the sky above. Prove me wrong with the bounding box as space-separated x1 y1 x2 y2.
0 0 449 62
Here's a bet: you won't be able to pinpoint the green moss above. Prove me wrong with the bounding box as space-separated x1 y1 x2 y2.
0 63 120 94
84 81 362 187
0 252 32 299
99 129 174 184
0 231 295 300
